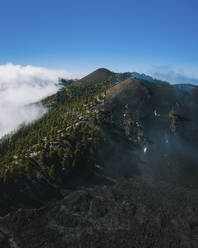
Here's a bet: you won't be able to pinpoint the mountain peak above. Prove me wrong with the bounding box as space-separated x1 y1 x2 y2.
76 68 115 85
94 68 113 73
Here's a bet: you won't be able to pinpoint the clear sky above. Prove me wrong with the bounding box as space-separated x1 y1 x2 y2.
0 0 197 78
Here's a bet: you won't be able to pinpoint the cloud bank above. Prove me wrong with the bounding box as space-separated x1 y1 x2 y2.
0 63 73 138
152 71 198 85
149 65 198 85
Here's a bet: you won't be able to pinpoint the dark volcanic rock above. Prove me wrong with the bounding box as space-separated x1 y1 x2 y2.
0 178 198 247
101 78 198 188
0 231 10 248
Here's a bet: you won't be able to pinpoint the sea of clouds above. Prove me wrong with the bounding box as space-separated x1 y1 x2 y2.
0 63 75 138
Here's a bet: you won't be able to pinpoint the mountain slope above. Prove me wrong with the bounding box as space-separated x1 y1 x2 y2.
102 77 198 186
1 178 198 248
0 69 198 247
0 70 119 215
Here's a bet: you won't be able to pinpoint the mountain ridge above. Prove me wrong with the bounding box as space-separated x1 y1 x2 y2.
0 68 198 247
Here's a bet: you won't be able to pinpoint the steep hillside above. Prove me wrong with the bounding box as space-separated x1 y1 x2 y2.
0 69 198 247
0 70 119 215
102 78 198 187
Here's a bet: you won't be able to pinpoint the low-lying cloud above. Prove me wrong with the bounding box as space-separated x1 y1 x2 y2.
152 71 198 85
0 63 74 138
149 65 198 85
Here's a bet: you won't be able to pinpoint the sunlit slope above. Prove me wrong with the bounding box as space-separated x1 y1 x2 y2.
1 69 198 215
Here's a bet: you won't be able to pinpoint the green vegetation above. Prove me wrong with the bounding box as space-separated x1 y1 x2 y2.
0 77 117 185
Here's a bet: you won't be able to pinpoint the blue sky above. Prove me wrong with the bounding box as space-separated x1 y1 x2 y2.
0 0 197 79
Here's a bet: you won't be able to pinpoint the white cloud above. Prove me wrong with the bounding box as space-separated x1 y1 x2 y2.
0 63 75 138
149 65 198 85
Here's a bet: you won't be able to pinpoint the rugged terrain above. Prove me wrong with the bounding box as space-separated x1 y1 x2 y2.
0 68 198 247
